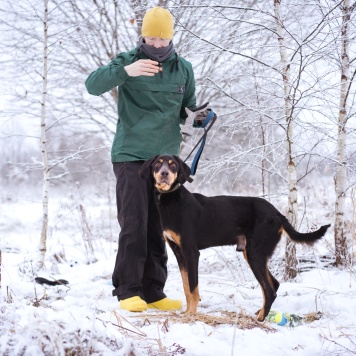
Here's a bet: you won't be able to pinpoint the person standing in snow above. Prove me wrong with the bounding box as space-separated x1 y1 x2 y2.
85 6 209 312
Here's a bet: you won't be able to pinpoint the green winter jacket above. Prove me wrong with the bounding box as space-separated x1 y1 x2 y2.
85 48 196 162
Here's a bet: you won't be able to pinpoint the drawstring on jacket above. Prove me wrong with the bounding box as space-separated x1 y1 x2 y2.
133 47 141 62
170 53 179 73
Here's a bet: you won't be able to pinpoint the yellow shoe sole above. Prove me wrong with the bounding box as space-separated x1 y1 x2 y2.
120 296 147 312
147 297 182 310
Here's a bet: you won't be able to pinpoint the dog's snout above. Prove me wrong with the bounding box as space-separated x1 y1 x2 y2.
160 169 169 177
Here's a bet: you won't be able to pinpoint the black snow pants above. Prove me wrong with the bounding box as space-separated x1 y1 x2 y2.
112 161 168 303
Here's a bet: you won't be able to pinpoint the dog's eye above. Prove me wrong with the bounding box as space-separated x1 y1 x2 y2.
169 162 177 171
154 161 162 168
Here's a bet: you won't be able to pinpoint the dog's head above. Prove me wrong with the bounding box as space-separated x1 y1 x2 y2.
140 155 191 191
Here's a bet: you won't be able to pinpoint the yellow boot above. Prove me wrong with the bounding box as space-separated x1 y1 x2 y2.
120 296 147 312
147 297 182 311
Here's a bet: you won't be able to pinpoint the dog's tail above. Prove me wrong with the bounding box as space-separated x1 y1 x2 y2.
281 216 330 245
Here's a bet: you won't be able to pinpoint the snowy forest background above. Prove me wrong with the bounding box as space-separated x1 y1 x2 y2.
0 0 356 355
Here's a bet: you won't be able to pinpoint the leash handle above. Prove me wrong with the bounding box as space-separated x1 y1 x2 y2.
184 110 216 176
199 109 215 129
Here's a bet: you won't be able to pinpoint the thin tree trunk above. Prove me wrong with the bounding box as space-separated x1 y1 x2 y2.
334 0 350 267
274 0 298 279
37 0 49 270
253 74 267 197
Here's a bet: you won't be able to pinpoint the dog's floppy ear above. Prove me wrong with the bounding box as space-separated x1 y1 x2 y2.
139 156 158 180
174 155 191 184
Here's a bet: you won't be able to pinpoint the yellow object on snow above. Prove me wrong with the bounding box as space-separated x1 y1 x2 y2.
120 296 148 312
147 297 182 310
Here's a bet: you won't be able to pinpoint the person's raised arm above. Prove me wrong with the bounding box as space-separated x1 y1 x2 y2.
85 56 159 96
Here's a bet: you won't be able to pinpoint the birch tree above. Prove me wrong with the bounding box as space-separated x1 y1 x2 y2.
274 0 298 279
334 0 352 267
37 0 50 270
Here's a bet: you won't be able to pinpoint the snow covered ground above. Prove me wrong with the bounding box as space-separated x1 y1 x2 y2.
1 189 356 355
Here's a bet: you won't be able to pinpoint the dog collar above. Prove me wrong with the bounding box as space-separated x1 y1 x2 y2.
156 182 180 194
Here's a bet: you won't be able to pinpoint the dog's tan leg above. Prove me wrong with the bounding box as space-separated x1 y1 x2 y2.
256 287 267 321
244 249 266 321
244 249 278 321
186 286 200 313
255 269 277 321
180 268 191 312
165 233 200 314
164 233 195 312
183 249 200 314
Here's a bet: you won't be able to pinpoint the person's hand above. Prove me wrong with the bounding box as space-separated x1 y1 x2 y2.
185 102 210 126
124 59 160 77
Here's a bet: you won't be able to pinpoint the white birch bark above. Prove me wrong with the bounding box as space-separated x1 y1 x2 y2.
274 0 298 279
37 0 49 270
334 0 350 267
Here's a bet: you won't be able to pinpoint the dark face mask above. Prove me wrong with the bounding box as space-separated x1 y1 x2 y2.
138 38 175 62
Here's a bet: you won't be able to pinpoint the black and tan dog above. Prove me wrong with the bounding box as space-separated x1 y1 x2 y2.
140 155 330 321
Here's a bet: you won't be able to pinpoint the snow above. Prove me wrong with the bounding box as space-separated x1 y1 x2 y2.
1 192 356 355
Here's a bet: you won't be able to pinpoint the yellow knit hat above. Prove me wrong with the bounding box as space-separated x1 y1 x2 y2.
142 7 174 39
